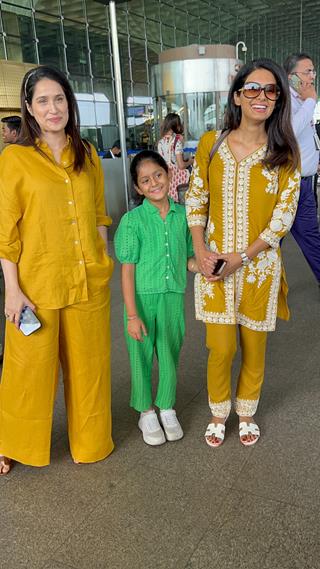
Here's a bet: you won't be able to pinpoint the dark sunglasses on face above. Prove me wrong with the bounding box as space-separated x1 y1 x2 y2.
238 82 281 101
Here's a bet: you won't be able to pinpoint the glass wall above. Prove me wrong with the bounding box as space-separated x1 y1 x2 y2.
0 0 319 150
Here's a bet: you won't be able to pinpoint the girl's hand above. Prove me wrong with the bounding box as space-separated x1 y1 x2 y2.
5 288 35 329
127 317 147 342
195 247 218 278
187 257 199 273
211 252 243 281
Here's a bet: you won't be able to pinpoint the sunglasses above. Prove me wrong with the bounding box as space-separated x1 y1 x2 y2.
238 82 281 101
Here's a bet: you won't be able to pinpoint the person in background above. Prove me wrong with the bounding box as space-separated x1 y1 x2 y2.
115 150 197 446
313 122 320 209
0 66 114 475
158 113 193 202
186 59 300 448
1 116 21 144
105 140 121 159
284 53 320 286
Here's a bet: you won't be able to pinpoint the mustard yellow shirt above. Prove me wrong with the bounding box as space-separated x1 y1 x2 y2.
186 131 301 332
0 138 113 309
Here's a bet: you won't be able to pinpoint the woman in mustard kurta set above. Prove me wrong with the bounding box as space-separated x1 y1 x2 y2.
186 59 301 447
0 66 114 474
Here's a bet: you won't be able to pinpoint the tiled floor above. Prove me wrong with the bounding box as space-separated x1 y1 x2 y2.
1 234 319 569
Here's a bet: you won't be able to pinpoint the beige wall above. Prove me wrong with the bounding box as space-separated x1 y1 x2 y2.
159 44 236 63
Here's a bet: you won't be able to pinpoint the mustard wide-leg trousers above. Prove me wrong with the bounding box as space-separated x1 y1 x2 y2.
0 287 113 467
206 323 268 418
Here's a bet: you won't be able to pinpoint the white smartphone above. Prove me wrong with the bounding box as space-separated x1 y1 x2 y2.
19 306 41 336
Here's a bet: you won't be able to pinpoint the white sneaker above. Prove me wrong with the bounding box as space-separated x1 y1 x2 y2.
160 409 184 442
138 411 166 446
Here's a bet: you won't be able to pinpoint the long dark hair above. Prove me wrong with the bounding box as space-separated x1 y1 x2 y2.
160 113 183 137
130 150 169 205
224 58 300 171
19 66 90 172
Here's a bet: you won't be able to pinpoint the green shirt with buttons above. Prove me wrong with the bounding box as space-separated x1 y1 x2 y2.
114 198 194 294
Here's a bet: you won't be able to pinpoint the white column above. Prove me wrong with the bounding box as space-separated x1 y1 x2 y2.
109 0 129 210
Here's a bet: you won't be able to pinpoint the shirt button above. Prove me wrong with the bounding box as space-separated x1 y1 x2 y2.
79 260 83 265
71 220 76 225
165 232 168 235
65 179 69 183
166 253 169 257
165 276 169 279
74 240 79 245
165 243 168 247
68 200 73 205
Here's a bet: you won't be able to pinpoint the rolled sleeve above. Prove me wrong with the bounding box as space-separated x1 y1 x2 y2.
259 166 301 248
97 214 112 227
91 145 112 227
114 213 140 264
0 150 22 262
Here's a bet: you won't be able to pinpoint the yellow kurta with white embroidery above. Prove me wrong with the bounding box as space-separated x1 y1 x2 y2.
185 131 301 332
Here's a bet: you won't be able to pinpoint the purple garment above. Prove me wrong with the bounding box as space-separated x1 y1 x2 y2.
290 176 320 282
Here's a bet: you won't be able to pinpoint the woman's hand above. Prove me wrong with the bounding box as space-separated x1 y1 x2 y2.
127 317 147 342
5 288 35 329
195 247 218 279
211 252 243 281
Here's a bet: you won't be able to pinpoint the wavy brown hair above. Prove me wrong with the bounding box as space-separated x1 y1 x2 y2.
224 58 300 171
160 113 184 137
19 66 90 172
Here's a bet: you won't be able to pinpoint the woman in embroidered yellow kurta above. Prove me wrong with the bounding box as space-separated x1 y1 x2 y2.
188 131 300 331
186 59 300 447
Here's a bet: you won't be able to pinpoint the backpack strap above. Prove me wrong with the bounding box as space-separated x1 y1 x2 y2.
209 129 230 164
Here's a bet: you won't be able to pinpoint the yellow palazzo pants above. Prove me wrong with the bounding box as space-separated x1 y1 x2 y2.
0 287 113 467
206 324 268 418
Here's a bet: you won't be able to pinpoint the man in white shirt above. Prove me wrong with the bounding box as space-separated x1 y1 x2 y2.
284 53 320 285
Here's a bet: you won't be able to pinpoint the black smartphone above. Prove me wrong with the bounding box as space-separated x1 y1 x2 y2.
212 259 227 276
19 306 41 336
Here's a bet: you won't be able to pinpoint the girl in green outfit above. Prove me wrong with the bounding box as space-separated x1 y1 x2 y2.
114 150 197 446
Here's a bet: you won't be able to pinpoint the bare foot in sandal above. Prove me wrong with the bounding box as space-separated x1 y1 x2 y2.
205 416 228 448
0 456 12 475
239 416 260 446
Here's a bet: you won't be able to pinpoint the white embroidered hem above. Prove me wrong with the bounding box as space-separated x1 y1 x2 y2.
208 398 231 418
234 398 259 417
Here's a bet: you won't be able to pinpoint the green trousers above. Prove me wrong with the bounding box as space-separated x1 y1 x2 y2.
124 292 185 412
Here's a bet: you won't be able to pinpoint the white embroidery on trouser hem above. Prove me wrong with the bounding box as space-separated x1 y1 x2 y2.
234 398 259 417
208 398 231 418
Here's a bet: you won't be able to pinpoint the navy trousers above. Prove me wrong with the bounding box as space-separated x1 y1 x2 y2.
291 176 320 283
